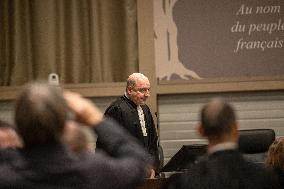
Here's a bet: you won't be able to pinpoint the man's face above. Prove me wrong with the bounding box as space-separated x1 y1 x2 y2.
128 78 150 105
0 128 21 148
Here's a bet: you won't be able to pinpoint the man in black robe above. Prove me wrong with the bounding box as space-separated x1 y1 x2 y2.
97 73 159 177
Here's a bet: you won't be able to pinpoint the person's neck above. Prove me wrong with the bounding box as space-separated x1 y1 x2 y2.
125 93 143 106
208 141 237 154
124 92 129 99
207 135 238 154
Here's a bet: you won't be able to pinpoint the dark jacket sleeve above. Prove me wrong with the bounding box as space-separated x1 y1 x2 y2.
93 118 152 188
96 105 123 149
144 105 160 172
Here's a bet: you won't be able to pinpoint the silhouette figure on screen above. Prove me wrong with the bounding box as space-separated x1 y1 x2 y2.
154 0 201 80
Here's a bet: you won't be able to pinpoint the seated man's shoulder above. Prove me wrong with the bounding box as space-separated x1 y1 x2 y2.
185 158 279 188
245 161 279 180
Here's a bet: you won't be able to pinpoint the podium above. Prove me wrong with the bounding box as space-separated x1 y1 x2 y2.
136 178 167 189
136 144 207 189
161 144 207 172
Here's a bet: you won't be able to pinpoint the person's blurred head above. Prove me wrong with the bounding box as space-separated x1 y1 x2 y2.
0 120 21 149
15 82 68 149
126 73 150 105
198 98 239 145
266 137 284 171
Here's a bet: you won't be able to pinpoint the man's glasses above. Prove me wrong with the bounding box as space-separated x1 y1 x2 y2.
134 88 150 94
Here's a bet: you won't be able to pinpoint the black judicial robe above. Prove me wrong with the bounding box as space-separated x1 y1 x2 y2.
97 95 160 171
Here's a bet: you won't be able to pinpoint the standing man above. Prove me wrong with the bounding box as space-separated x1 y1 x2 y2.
163 97 280 189
97 73 159 177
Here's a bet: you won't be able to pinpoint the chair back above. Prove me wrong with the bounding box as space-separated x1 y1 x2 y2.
238 129 275 164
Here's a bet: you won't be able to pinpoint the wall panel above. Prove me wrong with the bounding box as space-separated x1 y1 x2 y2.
158 91 284 164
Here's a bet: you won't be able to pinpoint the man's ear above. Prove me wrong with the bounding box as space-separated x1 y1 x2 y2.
232 123 239 140
236 122 239 131
126 87 132 94
197 124 205 137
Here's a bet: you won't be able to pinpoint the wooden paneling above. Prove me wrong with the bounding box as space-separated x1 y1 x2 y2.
157 79 284 94
0 83 125 100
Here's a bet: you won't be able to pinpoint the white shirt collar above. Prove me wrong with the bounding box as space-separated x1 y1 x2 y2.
208 142 238 154
124 92 129 99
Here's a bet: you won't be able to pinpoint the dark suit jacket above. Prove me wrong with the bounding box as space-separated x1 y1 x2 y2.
97 96 160 171
274 168 284 189
0 148 19 164
0 119 150 189
163 149 280 189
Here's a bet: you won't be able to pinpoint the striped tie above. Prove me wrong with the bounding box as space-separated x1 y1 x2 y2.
137 106 147 136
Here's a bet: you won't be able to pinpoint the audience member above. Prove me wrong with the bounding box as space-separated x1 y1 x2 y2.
0 120 21 163
0 120 21 149
162 97 280 189
96 73 159 177
0 82 151 189
266 137 284 189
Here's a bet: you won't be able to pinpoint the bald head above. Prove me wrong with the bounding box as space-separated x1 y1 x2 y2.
200 98 237 140
126 73 150 105
126 73 149 89
15 82 68 148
